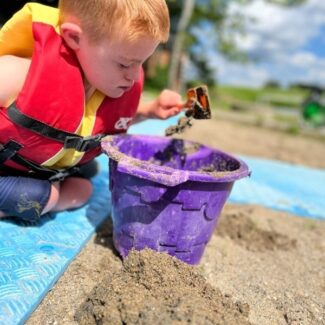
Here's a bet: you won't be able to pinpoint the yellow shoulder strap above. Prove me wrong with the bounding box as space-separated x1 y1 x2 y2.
0 3 60 57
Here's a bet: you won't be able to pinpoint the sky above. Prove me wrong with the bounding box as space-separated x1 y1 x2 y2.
191 0 325 88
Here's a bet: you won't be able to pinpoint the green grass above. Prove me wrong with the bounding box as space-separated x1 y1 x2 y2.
216 85 309 109
143 81 311 112
217 85 259 102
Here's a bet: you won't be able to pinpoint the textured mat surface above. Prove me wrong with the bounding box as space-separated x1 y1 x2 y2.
230 156 325 220
0 155 111 325
1 118 324 325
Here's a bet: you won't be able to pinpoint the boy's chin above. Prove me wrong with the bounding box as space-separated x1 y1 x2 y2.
107 89 124 98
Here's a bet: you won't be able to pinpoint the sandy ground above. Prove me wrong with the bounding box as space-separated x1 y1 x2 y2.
27 116 325 325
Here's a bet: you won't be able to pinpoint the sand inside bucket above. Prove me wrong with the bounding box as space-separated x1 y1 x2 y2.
103 136 245 182
75 248 250 325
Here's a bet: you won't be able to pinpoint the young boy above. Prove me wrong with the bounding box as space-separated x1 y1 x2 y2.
0 1 183 222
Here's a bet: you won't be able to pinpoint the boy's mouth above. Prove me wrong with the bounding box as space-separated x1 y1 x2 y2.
119 86 131 91
118 82 134 92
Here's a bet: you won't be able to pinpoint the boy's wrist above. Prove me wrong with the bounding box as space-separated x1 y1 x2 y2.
132 100 157 125
137 100 157 118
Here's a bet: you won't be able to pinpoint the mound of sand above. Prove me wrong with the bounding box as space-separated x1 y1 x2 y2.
75 249 250 325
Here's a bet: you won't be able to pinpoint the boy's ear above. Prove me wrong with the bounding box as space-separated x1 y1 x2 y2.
60 23 83 50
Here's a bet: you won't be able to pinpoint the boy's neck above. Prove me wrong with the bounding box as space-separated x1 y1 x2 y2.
83 78 95 101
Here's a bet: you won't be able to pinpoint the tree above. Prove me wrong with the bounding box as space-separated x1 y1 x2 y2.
263 80 281 89
167 0 307 91
167 0 195 90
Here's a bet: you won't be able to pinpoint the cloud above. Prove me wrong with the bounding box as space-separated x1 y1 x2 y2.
208 56 270 88
217 0 325 87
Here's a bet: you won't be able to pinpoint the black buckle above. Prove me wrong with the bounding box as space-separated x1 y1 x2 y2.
64 135 103 152
48 167 79 182
0 140 23 164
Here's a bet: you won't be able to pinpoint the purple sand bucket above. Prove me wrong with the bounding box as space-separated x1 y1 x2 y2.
101 135 250 264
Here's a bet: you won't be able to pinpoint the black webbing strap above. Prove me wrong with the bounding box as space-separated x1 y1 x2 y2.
0 140 23 164
7 103 105 152
0 140 79 182
9 154 80 182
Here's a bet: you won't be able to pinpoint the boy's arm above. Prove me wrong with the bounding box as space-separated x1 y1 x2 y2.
0 55 31 107
133 89 183 124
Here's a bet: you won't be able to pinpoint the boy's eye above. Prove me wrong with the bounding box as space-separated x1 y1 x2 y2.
119 63 130 69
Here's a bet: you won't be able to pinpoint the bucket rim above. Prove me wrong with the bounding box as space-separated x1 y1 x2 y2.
101 134 250 186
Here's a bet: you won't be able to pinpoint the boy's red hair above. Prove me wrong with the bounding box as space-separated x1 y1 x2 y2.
59 0 170 43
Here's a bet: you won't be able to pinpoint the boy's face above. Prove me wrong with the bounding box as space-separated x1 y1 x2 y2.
76 35 159 98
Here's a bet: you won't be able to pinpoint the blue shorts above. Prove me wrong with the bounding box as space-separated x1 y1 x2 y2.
0 176 51 222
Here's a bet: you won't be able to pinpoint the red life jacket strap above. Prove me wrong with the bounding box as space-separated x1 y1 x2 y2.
8 103 106 152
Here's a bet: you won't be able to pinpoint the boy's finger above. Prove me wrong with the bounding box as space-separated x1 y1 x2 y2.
175 102 186 109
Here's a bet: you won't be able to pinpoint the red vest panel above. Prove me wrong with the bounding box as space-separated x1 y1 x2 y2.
0 19 143 172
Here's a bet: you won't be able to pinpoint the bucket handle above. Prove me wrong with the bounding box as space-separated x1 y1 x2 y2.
117 159 190 187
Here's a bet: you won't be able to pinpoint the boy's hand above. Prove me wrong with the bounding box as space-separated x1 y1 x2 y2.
135 89 183 123
152 89 183 119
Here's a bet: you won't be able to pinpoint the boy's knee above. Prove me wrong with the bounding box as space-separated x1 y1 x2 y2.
63 178 93 209
0 176 52 222
42 182 60 214
51 177 93 212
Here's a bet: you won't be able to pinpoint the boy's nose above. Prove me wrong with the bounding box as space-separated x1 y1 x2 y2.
125 65 141 82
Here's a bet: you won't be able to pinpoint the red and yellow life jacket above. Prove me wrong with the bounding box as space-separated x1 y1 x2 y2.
0 3 143 180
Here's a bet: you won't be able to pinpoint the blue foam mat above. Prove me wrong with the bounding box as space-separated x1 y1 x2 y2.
229 156 325 220
0 155 111 325
1 118 325 325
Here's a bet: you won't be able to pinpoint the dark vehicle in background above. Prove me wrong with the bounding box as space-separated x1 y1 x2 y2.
301 86 325 127
0 1 58 25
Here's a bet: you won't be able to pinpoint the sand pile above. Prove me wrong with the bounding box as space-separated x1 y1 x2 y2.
75 249 250 325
